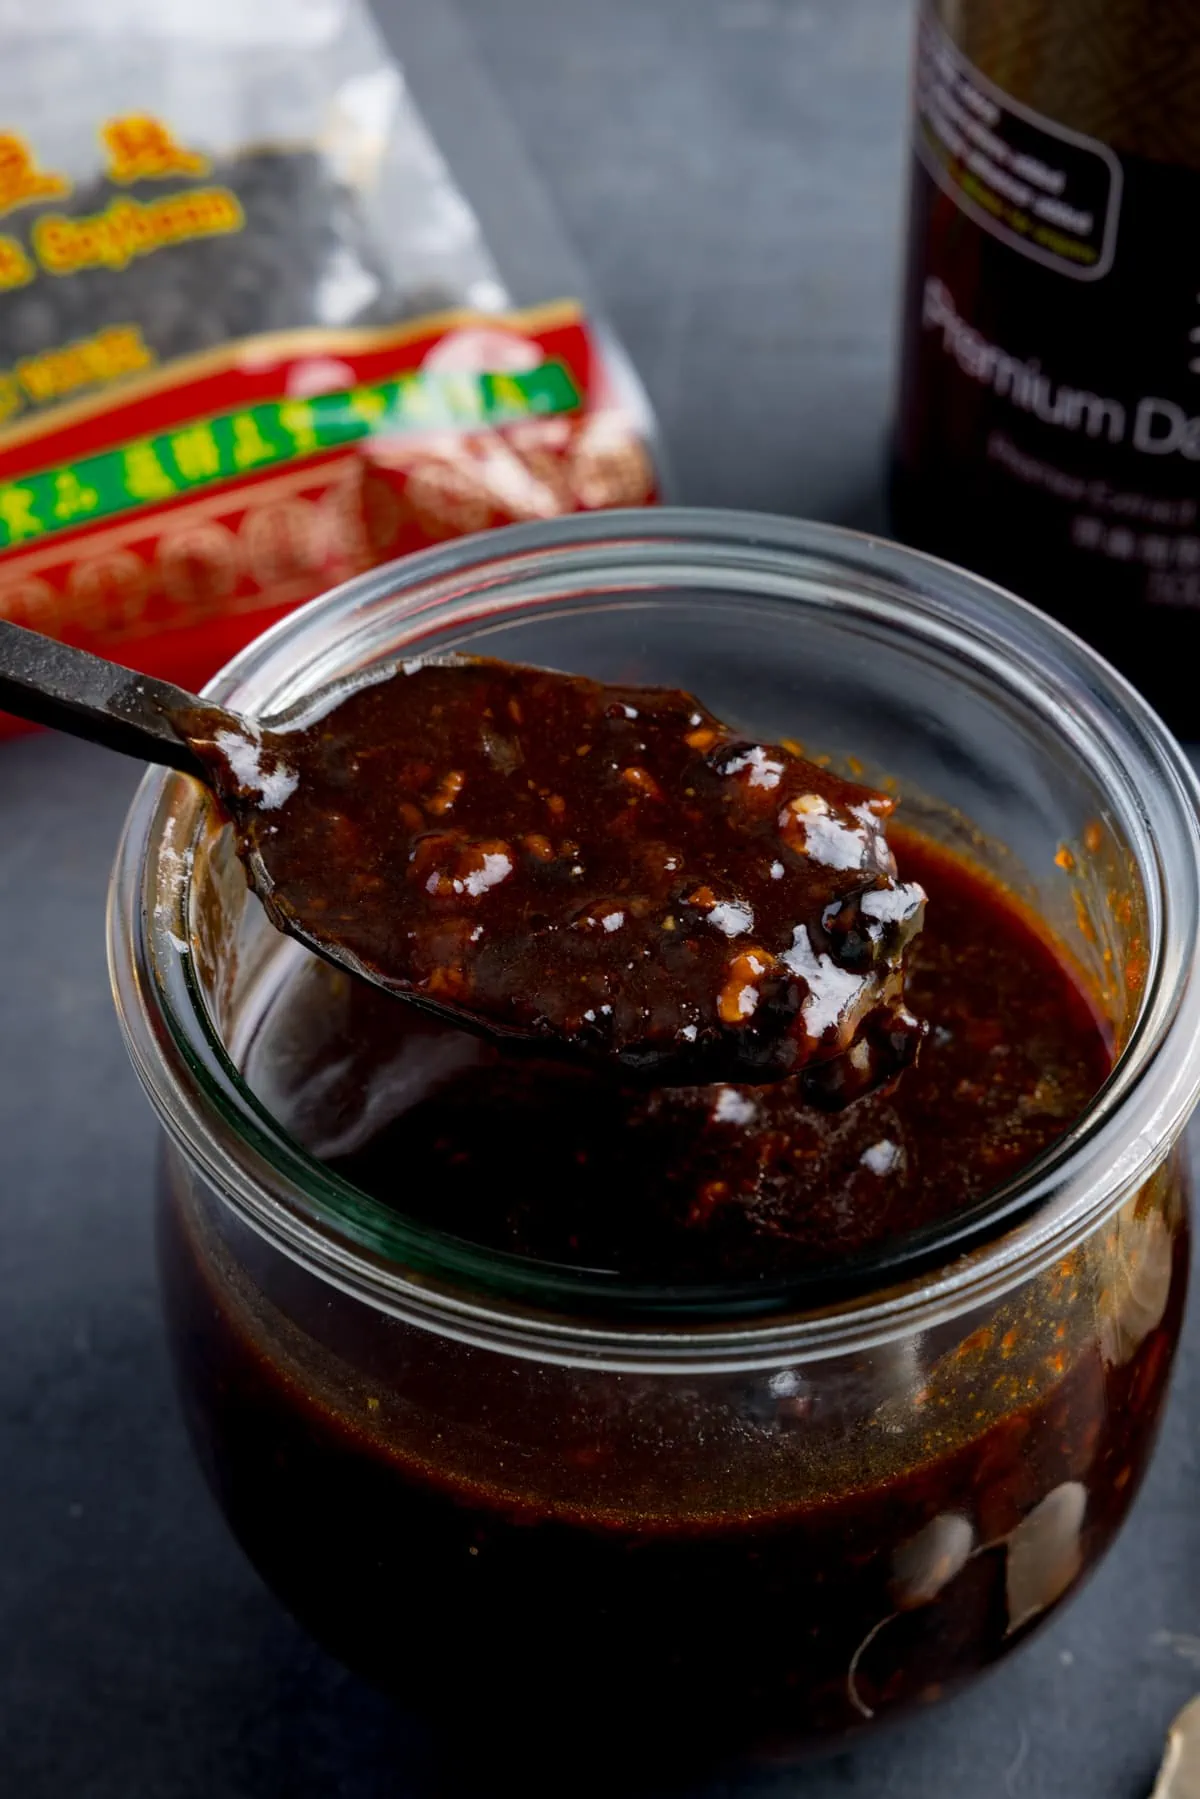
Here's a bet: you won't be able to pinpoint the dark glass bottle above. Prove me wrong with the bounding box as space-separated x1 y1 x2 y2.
892 0 1200 731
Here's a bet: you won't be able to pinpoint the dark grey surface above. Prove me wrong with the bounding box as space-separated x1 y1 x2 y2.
4 3 1199 1796
446 0 909 528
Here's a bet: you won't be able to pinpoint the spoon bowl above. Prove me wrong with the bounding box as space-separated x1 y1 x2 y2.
0 618 925 1094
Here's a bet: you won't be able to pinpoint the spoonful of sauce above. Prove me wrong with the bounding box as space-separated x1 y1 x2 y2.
0 620 926 1097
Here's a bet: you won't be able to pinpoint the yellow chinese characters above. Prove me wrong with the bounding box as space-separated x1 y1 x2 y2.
170 424 221 483
0 132 69 219
278 402 319 456
122 443 176 504
51 470 99 523
0 486 44 543
231 413 275 469
102 115 209 184
0 236 33 292
15 324 152 406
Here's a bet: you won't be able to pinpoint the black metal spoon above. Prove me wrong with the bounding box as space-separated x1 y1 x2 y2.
0 617 217 780
0 618 925 1095
0 621 435 1031
0 618 325 986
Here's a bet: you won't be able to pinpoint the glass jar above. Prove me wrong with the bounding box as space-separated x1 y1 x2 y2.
108 510 1200 1778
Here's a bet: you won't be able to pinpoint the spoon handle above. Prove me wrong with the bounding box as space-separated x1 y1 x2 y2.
0 619 211 779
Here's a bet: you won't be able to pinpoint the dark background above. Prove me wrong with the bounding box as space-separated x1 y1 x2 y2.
5 3 1199 1795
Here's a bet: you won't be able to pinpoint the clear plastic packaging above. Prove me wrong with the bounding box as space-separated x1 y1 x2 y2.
0 0 660 714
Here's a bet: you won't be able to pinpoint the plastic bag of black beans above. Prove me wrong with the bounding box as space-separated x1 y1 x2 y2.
0 0 660 718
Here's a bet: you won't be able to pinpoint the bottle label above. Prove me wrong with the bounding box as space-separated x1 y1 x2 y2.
897 6 1200 641
915 13 1122 280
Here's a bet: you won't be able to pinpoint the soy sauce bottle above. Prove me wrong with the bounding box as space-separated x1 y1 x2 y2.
892 0 1200 730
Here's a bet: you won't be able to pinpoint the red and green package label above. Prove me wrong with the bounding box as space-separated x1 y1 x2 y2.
0 300 658 721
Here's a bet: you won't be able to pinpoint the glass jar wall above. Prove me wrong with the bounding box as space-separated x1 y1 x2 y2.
109 511 1200 1775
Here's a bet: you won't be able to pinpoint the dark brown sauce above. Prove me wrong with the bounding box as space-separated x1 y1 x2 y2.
181 657 925 1092
157 825 1182 1777
302 829 1112 1282
161 1184 1184 1775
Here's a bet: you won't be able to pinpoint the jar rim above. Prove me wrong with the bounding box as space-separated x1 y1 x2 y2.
107 508 1200 1370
